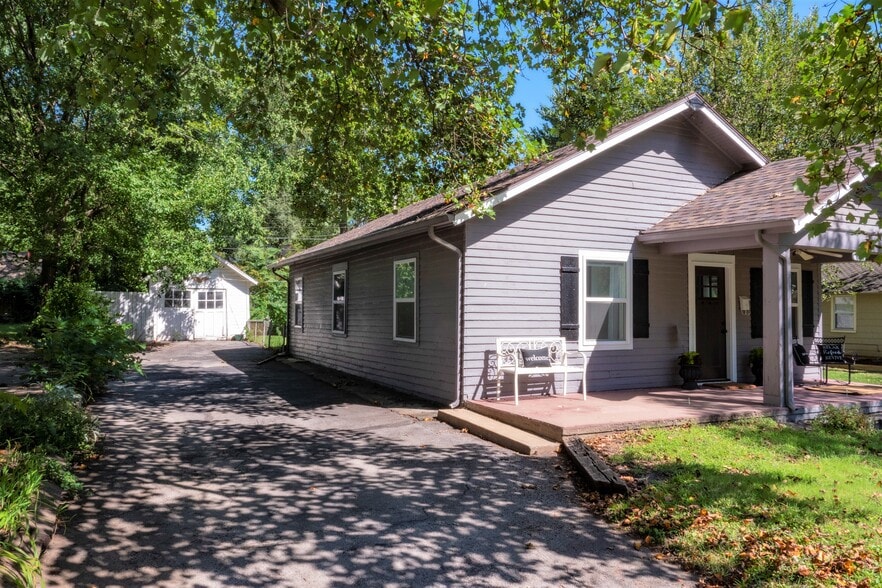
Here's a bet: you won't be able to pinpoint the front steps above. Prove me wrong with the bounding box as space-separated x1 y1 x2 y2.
437 408 560 456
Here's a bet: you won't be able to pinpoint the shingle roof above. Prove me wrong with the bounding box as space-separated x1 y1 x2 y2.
825 262 882 294
643 144 876 238
273 93 760 268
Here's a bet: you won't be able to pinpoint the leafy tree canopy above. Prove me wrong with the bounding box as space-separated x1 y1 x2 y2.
4 0 882 293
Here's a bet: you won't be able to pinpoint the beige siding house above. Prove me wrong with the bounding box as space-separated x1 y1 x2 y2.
823 262 882 360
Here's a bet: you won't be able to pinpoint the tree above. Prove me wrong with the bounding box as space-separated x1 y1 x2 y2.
532 2 819 161
0 0 255 290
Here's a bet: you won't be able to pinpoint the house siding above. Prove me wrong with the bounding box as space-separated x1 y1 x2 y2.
287 228 461 405
824 292 882 359
461 121 743 398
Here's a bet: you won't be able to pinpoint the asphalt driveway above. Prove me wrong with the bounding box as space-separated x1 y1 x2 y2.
42 341 695 587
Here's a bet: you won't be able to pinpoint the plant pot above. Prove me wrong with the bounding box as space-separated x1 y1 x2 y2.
750 361 763 386
679 364 701 390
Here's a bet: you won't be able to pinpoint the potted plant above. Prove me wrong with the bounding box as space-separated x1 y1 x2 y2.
749 347 763 386
678 351 702 390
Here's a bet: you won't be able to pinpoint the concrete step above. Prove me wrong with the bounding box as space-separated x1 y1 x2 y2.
437 408 560 456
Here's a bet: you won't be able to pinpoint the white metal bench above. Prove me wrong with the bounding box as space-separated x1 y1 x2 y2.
495 337 587 405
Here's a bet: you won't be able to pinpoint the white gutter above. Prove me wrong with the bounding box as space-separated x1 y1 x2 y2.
792 172 866 234
755 230 795 410
428 225 464 408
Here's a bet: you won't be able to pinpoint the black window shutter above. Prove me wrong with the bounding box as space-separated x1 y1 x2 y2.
560 256 579 341
750 267 763 339
802 269 815 337
633 259 650 338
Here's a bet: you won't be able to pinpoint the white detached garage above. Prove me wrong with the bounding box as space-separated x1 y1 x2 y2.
101 257 258 342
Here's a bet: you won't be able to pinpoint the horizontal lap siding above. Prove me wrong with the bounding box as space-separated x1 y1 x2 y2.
288 228 461 405
825 293 882 359
462 122 739 398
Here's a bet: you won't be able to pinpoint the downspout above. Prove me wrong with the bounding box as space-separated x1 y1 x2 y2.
428 224 464 408
755 230 796 410
271 266 290 356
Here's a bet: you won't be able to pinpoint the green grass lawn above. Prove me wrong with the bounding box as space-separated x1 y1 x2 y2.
826 367 882 386
594 414 882 586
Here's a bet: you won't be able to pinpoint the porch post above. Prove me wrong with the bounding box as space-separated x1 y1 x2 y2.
760 244 793 407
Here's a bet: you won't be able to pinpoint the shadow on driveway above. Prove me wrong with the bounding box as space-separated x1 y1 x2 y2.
42 342 695 587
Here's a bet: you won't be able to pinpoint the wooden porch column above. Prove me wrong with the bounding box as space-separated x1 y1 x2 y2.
761 244 793 407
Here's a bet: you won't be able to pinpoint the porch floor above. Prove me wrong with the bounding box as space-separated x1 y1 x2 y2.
464 384 882 442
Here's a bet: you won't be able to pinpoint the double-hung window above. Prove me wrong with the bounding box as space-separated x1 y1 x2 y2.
293 276 304 329
332 263 347 334
393 258 417 342
578 250 632 350
831 294 856 332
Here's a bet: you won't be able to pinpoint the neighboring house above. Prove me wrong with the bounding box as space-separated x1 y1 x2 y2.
822 262 882 360
102 257 258 341
272 93 878 408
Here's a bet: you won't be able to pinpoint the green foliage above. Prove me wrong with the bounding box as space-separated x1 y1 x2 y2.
0 448 43 588
749 347 763 365
28 280 143 401
813 405 875 434
0 388 98 460
602 419 882 585
533 3 819 160
678 351 701 365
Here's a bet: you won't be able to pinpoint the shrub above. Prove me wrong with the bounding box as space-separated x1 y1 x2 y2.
813 404 874 434
0 388 98 461
28 279 143 401
0 448 44 588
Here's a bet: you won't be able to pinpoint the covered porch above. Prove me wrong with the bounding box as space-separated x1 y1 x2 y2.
466 384 882 442
638 149 878 408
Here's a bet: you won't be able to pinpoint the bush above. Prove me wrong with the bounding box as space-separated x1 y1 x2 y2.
0 448 44 588
813 405 874 434
28 279 143 401
0 388 98 461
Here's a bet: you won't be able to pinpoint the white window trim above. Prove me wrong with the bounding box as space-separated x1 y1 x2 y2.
331 263 347 335
578 250 633 351
164 288 191 309
293 276 304 329
196 289 225 310
791 264 802 340
831 294 857 333
393 257 417 343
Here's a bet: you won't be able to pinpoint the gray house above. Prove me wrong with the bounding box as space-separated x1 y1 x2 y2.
272 94 878 408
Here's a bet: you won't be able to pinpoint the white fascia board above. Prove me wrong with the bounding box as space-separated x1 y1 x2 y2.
697 107 767 168
639 220 792 245
214 255 259 286
451 101 694 226
792 173 866 234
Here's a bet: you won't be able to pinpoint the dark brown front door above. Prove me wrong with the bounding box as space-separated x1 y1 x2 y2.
695 266 727 380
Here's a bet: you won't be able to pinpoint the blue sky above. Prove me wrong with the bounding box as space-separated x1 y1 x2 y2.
513 0 841 131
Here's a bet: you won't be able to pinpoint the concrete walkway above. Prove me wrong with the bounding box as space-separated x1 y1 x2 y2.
42 342 695 587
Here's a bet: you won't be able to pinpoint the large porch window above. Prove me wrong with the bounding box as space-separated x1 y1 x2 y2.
578 250 632 351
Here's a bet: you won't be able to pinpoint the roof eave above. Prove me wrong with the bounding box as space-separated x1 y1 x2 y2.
271 216 452 269
639 220 794 245
214 255 259 286
451 94 768 227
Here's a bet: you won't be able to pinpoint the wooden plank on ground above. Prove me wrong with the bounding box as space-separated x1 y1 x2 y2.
563 437 629 495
